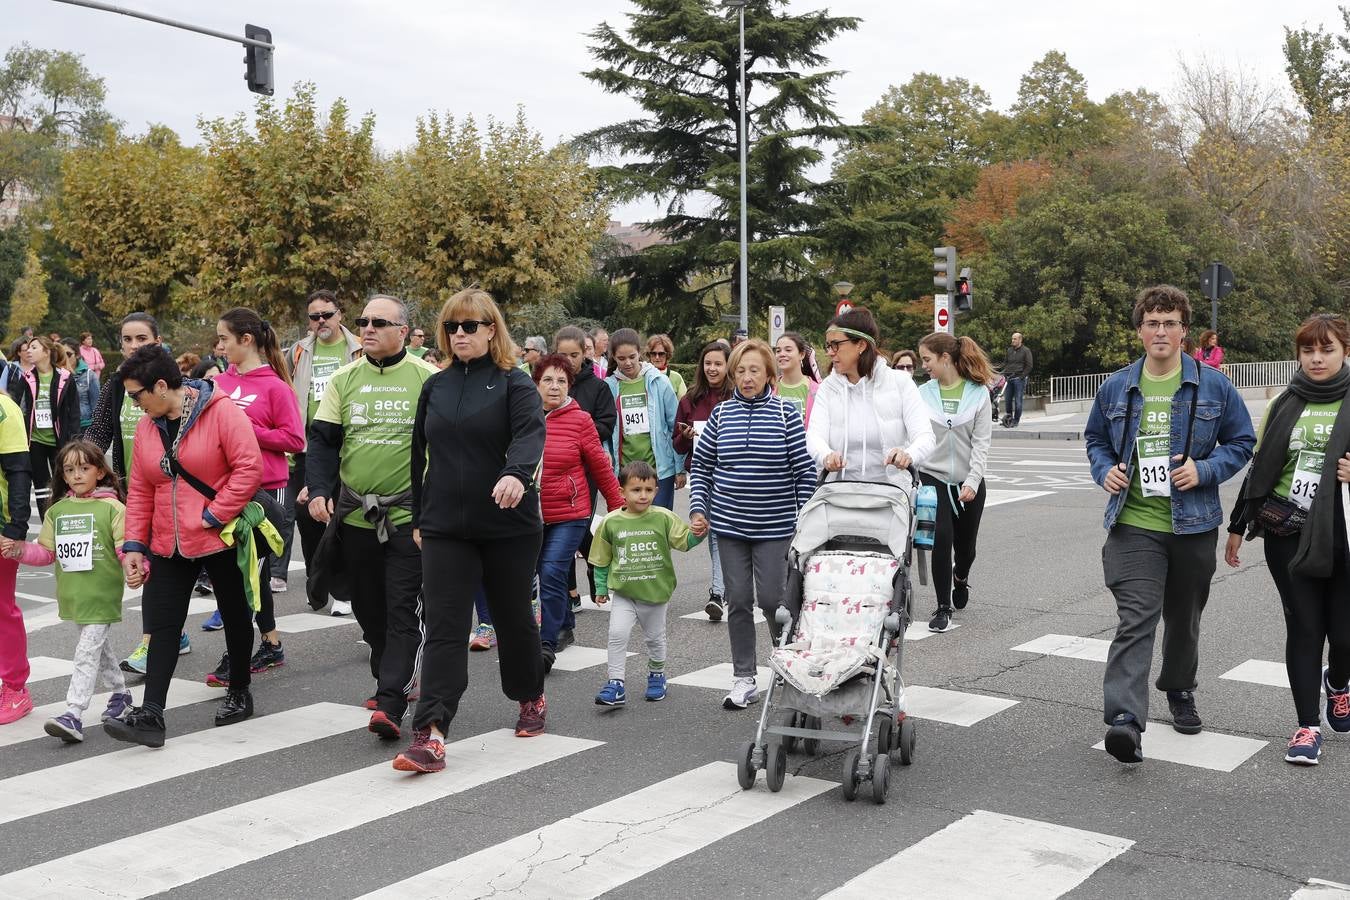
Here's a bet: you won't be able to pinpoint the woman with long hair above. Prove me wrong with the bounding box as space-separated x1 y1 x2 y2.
11 336 82 516
604 328 681 510
204 308 305 683
1225 314 1350 765
916 332 995 633
774 332 818 427
1194 330 1224 369
674 341 732 619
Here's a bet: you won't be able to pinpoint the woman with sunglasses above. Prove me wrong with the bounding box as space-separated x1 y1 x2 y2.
645 334 685 398
1225 314 1350 766
674 341 733 620
806 306 934 489
774 332 819 427
604 328 681 511
892 349 919 375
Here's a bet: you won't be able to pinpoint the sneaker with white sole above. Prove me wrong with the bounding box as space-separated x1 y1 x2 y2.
0 684 33 724
928 607 953 633
704 594 725 622
270 577 287 594
1324 667 1350 734
723 676 757 710
44 712 83 743
330 599 352 617
1286 726 1322 765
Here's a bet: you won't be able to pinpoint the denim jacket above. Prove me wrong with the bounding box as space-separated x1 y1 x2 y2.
1084 354 1255 533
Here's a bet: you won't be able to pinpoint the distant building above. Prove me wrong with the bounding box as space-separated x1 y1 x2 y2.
605 220 671 253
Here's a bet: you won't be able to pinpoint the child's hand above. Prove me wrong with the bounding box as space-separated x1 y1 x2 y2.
689 513 708 538
594 594 608 606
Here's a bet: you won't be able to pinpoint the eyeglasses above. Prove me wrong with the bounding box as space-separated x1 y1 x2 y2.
412 332 425 339
895 363 914 371
444 320 493 335
307 310 337 322
126 386 149 402
824 339 856 353
1141 319 1184 332
354 317 405 329
647 350 668 358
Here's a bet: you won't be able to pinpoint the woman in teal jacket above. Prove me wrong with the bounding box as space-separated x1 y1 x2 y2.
604 328 682 510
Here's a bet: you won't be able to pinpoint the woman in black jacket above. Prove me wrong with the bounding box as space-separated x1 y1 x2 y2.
10 337 82 514
395 288 548 774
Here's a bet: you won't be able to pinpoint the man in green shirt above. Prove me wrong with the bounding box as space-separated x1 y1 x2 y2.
307 294 437 740
406 327 430 358
282 290 362 610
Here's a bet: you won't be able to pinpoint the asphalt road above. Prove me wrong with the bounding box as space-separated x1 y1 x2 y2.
0 439 1346 899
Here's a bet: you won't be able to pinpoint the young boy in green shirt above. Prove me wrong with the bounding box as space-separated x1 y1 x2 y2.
590 460 702 706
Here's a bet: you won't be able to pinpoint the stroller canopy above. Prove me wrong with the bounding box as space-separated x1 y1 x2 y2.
789 478 915 564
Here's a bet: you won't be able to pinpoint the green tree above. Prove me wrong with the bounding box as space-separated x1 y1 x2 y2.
1283 8 1350 118
578 0 868 336
0 225 25 334
1004 51 1110 161
7 246 48 338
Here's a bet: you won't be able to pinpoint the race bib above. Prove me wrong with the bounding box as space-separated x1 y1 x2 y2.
34 402 52 431
621 393 650 436
54 514 94 573
691 418 706 449
312 373 332 403
1289 450 1324 511
1136 435 1171 499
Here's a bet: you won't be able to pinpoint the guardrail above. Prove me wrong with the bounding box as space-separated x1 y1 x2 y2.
1048 359 1295 403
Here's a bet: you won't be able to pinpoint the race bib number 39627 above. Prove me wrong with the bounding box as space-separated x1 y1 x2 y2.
1136 435 1171 498
54 514 95 573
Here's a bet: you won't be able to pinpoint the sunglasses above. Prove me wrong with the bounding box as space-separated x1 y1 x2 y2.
444 320 493 335
354 317 405 329
307 310 337 322
126 386 150 402
895 363 914 371
647 350 668 358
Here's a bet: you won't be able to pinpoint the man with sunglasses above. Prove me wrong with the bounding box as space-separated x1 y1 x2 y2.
1085 285 1254 765
306 295 437 738
407 327 430 359
282 291 362 613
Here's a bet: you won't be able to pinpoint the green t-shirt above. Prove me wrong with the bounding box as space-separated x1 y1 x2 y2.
662 368 686 398
1273 400 1341 505
314 354 438 528
308 338 349 424
778 381 810 419
119 392 144 482
32 371 56 446
1118 366 1182 533
0 395 30 525
588 506 699 604
939 382 964 415
617 377 654 466
407 345 429 359
39 495 125 624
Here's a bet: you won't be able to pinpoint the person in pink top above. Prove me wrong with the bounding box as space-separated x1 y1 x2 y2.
209 308 305 682
78 332 106 376
1194 330 1224 369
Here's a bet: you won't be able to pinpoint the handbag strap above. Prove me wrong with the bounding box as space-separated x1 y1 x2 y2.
157 425 218 501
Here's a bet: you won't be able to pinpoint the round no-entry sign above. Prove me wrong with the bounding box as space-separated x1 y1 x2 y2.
937 308 949 328
835 299 853 317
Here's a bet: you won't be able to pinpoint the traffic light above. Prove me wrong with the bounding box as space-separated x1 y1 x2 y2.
244 24 274 96
954 267 972 312
933 246 956 294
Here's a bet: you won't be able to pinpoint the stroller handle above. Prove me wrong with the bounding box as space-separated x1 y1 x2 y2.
817 464 920 489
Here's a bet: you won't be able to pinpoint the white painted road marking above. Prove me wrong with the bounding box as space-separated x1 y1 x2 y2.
1220 659 1290 689
1092 725 1267 772
1012 633 1111 662
547 645 632 672
985 490 1055 508
2 655 74 686
0 679 219 749
670 662 771 690
820 809 1133 899
361 762 833 899
273 612 358 633
904 685 1018 726
1292 879 1350 898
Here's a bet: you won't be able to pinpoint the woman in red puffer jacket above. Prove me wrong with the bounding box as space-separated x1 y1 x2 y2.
535 354 623 671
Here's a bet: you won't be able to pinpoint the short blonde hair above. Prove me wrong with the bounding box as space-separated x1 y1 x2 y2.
727 338 778 390
436 288 515 371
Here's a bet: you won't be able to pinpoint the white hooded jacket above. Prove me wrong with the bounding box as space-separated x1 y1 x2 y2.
806 358 935 486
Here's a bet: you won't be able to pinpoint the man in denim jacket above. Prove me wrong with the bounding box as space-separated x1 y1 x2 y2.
1085 285 1255 764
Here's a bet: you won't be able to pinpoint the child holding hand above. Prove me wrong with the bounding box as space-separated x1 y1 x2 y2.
590 460 702 706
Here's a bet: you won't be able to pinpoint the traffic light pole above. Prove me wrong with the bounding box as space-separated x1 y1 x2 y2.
50 0 273 49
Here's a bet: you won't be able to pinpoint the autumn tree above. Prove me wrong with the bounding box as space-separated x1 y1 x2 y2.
7 247 48 337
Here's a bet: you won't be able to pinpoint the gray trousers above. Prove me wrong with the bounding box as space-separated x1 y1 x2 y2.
1102 524 1218 728
718 535 790 679
66 623 126 717
606 592 668 681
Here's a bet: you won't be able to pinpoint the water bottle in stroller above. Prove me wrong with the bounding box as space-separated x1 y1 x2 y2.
915 485 937 549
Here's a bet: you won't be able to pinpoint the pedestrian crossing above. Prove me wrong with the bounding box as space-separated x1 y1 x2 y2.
0 679 217 749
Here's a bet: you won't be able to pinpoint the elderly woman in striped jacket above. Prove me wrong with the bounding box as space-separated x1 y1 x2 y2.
689 339 816 711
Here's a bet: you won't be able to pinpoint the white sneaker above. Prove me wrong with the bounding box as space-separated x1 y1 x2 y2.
722 677 757 710
330 600 353 617
269 577 287 594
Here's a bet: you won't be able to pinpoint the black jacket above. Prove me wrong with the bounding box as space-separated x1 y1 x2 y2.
411 353 545 540
10 368 82 450
570 361 616 444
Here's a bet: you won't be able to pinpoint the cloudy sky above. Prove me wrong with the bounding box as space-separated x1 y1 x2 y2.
14 0 1339 222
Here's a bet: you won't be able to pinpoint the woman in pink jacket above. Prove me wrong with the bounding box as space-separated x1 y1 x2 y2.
104 345 263 748
206 308 305 682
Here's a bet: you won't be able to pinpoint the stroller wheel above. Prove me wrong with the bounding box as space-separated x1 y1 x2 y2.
878 715 894 756
899 717 916 766
870 751 890 804
736 740 758 790
803 716 822 756
840 748 860 802
765 741 787 793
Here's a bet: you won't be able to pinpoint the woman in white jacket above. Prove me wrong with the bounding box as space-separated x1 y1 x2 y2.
806 307 935 487
916 332 995 633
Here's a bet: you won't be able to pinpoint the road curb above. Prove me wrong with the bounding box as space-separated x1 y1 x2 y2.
991 428 1084 441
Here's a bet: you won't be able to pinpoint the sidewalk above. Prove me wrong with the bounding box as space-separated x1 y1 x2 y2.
991 394 1272 442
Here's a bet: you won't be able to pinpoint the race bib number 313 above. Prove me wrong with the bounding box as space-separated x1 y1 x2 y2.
1136 435 1171 498
1290 450 1324 511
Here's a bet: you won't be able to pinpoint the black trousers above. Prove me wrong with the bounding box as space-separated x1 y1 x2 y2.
144 549 252 710
30 440 58 516
920 473 987 609
286 455 348 604
341 522 423 718
415 532 545 734
1265 525 1350 727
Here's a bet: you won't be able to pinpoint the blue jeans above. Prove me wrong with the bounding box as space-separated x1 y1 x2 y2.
1005 376 1026 424
538 519 589 647
655 475 675 511
474 588 491 627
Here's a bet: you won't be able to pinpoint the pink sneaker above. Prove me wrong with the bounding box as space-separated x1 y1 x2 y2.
0 684 33 725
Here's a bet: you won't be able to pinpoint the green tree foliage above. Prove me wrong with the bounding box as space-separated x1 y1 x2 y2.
1004 51 1111 161
7 246 48 338
0 225 25 333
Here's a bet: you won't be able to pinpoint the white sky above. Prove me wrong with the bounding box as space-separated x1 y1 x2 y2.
12 0 1339 223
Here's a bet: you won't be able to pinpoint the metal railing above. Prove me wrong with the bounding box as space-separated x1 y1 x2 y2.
1048 359 1295 403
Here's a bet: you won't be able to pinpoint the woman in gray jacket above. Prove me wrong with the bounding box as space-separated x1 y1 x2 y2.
916 332 995 633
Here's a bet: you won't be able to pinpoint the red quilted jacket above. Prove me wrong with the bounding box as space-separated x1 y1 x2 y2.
540 399 624 524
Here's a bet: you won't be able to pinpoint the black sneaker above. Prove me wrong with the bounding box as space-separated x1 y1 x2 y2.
705 593 725 622
952 579 970 611
249 638 285 673
928 607 953 633
569 593 583 613
214 689 253 726
194 575 214 596
556 629 575 652
1105 713 1143 763
205 652 230 687
104 707 167 748
1167 690 1202 734
541 643 556 675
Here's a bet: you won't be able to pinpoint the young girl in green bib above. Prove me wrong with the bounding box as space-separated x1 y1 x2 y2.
1 440 131 742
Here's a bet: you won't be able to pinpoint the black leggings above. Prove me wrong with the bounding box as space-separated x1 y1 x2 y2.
30 441 58 515
415 532 544 734
1264 516 1350 727
920 473 987 609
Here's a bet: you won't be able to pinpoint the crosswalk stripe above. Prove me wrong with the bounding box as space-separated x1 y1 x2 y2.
547 646 632 672
0 679 219 749
1292 878 1350 898
14 591 56 604
1091 725 1267 772
360 762 833 899
1011 459 1090 467
680 607 766 624
1011 633 1111 662
670 663 771 691
1219 659 1289 689
0 729 603 898
0 702 369 826
20 607 62 635
985 490 1055 508
904 685 1018 726
819 809 1133 899
3 656 74 686
905 621 958 641
274 612 358 633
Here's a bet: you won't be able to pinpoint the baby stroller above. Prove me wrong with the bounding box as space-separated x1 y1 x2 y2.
736 471 920 804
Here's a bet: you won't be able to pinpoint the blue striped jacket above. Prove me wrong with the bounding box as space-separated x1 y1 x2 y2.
688 388 817 541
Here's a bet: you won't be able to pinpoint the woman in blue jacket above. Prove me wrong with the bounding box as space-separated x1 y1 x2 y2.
604 328 681 510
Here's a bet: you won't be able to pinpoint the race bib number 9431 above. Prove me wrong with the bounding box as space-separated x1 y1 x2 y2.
621 393 650 436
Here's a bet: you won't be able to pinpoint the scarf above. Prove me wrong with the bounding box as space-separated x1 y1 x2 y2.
1237 364 1350 577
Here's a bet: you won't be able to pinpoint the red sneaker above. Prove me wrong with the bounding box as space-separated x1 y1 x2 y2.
368 709 401 741
515 694 546 737
364 696 378 711
0 685 33 725
393 728 445 773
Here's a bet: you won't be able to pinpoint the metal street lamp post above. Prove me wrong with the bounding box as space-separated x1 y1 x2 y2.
725 0 749 334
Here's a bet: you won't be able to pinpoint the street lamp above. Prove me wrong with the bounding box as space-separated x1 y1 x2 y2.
833 281 854 313
725 0 749 334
